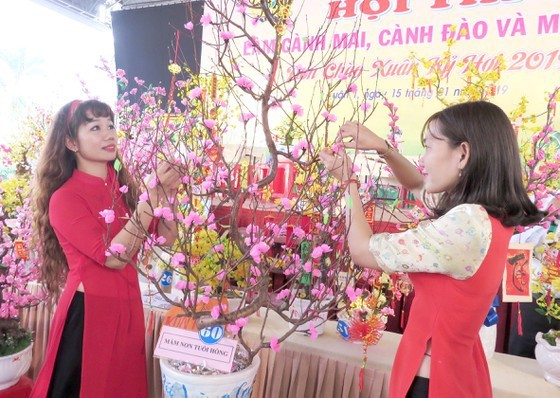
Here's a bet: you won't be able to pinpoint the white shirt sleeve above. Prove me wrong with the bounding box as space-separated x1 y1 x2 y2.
368 204 492 280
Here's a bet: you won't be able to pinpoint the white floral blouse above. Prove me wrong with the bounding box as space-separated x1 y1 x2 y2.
369 204 492 280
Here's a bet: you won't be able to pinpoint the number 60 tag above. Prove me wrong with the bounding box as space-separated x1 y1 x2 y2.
198 325 225 345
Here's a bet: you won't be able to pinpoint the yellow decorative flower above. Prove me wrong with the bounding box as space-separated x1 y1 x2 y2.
276 23 287 36
168 63 182 75
277 5 291 20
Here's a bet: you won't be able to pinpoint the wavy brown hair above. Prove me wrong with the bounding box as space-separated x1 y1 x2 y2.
421 101 546 227
32 100 140 298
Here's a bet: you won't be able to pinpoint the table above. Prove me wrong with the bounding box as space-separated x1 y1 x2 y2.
20 289 559 398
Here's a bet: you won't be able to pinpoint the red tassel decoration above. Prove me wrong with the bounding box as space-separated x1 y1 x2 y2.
517 302 523 336
146 310 154 336
400 296 406 330
359 345 367 392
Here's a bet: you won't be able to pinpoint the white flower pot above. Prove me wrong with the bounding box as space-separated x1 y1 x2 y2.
535 332 560 387
0 343 33 390
160 354 260 398
479 324 497 360
289 297 327 335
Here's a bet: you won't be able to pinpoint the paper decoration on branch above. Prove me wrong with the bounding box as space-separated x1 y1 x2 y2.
14 239 29 260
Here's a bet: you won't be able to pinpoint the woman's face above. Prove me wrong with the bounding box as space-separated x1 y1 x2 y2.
420 121 466 194
70 111 118 169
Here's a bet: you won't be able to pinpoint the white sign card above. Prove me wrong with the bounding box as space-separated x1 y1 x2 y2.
154 325 238 373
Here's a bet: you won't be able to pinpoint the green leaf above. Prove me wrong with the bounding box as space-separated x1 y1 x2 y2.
113 158 122 172
347 196 353 209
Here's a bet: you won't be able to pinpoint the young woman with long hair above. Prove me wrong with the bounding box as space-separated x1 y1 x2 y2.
31 99 181 398
319 101 545 398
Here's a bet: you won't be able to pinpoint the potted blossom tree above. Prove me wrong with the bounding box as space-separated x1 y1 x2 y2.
103 0 410 396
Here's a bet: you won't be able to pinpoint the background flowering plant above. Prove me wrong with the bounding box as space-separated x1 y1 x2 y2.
0 110 47 355
534 232 560 323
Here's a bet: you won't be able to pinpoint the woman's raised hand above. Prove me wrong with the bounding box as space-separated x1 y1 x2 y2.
337 121 388 153
155 161 182 193
318 149 354 182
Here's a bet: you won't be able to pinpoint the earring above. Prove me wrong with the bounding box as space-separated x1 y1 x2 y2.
459 169 463 177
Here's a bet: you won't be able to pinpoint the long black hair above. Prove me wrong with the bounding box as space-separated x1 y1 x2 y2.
421 101 545 227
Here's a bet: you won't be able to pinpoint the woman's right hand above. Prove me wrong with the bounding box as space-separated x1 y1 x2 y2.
337 121 388 153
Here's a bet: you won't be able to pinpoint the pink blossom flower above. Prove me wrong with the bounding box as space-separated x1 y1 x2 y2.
200 14 212 27
211 305 221 319
236 317 248 328
184 210 205 227
154 206 174 221
249 242 270 263
309 323 318 340
248 183 259 194
270 337 281 352
171 253 186 267
347 83 357 94
321 111 337 122
235 76 254 90
276 289 291 300
236 2 247 14
241 112 254 122
220 31 235 40
105 243 126 257
280 198 291 210
148 176 159 189
302 261 312 272
188 87 202 99
227 324 240 335
331 142 344 153
293 226 305 238
292 104 303 116
119 185 129 193
99 209 115 223
204 119 216 129
345 286 363 302
216 270 225 281
311 244 332 259
213 244 224 253
381 307 395 316
175 280 187 290
184 21 194 30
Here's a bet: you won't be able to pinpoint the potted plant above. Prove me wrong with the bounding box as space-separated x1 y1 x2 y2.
534 232 560 386
0 108 48 389
104 1 409 396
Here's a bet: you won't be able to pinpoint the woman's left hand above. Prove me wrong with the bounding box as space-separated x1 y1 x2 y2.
155 161 182 193
318 148 354 182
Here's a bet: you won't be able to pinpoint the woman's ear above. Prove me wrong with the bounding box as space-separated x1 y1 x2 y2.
65 137 78 153
458 141 470 169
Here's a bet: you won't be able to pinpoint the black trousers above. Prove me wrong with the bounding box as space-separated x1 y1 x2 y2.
406 376 429 398
47 291 84 398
